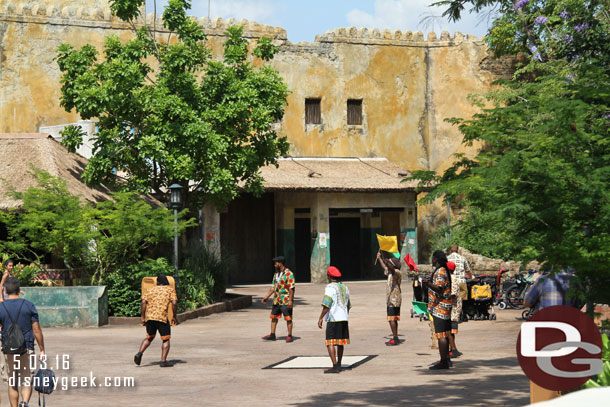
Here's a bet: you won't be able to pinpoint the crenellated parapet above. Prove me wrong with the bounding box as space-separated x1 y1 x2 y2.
144 15 287 39
0 2 286 39
315 27 482 47
1 2 112 21
0 2 486 45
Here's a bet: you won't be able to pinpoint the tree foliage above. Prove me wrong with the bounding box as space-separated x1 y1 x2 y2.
0 168 194 283
55 0 289 209
413 0 610 304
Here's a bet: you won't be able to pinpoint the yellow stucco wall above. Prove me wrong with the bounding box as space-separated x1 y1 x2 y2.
0 2 515 257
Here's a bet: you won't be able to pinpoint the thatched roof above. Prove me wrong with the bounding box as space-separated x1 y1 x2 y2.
0 134 160 209
258 157 418 192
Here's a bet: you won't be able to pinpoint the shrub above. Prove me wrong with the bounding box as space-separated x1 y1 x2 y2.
105 258 173 317
14 264 41 287
105 243 231 316
178 241 231 311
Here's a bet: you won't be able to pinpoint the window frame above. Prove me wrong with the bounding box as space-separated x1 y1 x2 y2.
347 99 363 126
305 98 322 125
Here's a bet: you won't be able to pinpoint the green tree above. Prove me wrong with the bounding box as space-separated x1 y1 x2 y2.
0 168 194 283
55 0 289 209
89 191 195 282
1 168 97 268
411 0 610 304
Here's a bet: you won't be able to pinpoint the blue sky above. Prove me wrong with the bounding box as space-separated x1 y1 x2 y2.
145 1 499 43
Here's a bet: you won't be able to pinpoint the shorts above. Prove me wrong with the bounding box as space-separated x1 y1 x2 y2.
325 321 350 346
387 306 401 321
4 350 34 385
432 315 451 339
146 320 171 341
451 321 459 334
270 304 292 321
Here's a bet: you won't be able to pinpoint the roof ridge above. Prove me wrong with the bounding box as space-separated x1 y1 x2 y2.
41 137 62 177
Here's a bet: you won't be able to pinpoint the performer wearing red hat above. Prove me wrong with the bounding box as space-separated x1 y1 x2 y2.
318 266 351 374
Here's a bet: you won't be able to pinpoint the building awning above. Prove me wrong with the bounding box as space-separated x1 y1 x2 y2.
258 157 418 193
0 134 160 209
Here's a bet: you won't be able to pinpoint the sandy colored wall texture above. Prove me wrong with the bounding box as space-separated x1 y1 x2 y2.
0 2 516 256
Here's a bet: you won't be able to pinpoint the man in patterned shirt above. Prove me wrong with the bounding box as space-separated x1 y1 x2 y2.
446 245 470 358
318 266 351 374
423 250 453 370
446 244 472 283
261 256 295 342
377 252 402 346
134 274 178 368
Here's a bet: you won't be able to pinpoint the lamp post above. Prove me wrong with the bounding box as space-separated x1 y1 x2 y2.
169 183 183 289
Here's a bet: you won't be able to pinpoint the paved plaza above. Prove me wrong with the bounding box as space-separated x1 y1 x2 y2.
1 281 530 406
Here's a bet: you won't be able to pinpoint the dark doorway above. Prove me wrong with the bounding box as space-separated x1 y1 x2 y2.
294 218 311 282
220 193 275 284
330 217 361 280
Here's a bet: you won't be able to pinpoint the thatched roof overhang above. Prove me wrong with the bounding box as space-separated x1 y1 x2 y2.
0 134 161 209
257 157 419 194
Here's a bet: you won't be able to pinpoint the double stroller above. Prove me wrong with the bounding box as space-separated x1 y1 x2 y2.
461 275 497 320
410 273 497 321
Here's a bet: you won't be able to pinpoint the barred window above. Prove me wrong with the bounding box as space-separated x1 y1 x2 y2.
305 98 321 124
347 99 362 125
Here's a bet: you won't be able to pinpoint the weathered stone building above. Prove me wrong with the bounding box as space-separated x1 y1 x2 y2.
0 1 515 282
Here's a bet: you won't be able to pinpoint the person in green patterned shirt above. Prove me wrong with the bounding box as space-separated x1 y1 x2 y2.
261 256 295 342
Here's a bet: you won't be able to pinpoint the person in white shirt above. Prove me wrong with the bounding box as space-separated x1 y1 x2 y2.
318 266 351 374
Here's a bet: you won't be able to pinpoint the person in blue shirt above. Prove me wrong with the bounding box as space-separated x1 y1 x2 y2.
0 277 45 407
524 268 578 312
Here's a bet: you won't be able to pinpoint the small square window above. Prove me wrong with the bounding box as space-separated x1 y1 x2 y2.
305 98 321 124
347 99 362 125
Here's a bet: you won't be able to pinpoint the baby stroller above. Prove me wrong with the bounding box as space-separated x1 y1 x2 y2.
461 275 497 320
410 276 429 321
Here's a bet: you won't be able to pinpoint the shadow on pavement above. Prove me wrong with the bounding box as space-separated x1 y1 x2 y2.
246 297 310 310
413 355 520 374
140 359 187 367
290 368 529 407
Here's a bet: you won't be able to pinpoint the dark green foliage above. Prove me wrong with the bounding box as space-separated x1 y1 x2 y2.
105 257 173 317
55 0 290 210
429 208 522 261
413 0 610 305
106 244 230 316
181 241 230 303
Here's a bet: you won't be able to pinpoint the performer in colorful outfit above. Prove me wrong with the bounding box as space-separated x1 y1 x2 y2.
423 250 453 370
262 256 296 342
377 252 402 346
318 266 351 374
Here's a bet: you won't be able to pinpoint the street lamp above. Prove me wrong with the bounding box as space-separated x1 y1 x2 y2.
169 183 183 289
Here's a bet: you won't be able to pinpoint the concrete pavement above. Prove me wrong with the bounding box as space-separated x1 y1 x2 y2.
0 281 530 406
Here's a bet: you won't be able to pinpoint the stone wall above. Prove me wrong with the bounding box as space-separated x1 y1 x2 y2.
416 247 540 278
0 1 517 258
